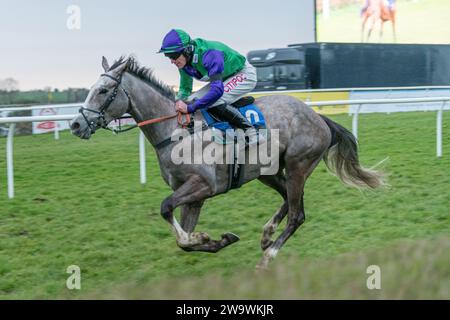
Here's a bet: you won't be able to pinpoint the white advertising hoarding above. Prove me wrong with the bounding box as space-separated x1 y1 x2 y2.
32 106 79 134
32 105 136 134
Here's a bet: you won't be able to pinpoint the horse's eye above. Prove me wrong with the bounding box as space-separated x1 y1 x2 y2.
99 88 108 94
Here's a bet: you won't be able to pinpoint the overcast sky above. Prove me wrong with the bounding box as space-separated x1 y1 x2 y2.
0 0 315 90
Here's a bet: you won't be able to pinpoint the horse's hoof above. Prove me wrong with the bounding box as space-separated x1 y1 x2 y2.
255 262 269 271
179 246 194 252
221 232 240 244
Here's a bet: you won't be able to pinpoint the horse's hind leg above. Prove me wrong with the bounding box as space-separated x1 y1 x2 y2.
257 157 321 269
258 173 288 250
261 202 288 250
367 17 375 41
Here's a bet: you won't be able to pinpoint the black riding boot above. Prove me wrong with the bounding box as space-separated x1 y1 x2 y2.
207 103 253 130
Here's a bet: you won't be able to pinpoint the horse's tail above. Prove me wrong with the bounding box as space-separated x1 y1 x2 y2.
319 114 385 189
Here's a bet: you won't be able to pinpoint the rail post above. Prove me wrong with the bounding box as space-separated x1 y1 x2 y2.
437 101 445 157
139 131 147 184
7 124 15 199
54 121 60 140
352 104 362 140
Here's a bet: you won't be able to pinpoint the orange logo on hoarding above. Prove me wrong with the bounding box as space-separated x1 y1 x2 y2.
37 108 57 131
37 122 56 130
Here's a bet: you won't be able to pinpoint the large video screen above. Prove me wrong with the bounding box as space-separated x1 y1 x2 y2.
316 0 450 44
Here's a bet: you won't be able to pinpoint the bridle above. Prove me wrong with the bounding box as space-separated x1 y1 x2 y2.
78 73 135 134
78 71 191 139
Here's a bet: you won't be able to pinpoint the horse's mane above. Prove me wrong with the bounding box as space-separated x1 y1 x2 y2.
109 56 175 101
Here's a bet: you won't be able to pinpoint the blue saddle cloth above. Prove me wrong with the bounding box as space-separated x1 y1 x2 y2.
200 104 266 132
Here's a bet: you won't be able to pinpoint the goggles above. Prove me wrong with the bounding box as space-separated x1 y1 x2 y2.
164 51 182 60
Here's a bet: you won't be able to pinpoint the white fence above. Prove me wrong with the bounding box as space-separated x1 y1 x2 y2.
1 96 450 199
254 85 450 95
0 103 82 138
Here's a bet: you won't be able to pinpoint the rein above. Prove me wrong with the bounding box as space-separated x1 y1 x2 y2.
138 112 191 128
78 72 191 135
137 111 192 151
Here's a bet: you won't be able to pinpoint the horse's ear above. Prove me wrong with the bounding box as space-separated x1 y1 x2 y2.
102 56 110 72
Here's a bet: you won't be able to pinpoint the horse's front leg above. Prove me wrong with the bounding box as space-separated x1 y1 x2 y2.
160 175 211 248
179 201 212 246
361 15 369 42
379 20 384 42
160 175 239 253
180 201 204 233
391 14 397 43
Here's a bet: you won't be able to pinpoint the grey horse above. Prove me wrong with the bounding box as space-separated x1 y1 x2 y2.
70 56 384 268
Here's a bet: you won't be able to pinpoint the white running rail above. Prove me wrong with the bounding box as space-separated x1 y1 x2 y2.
1 96 449 199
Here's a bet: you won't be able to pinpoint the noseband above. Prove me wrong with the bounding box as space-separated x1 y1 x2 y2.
79 73 134 133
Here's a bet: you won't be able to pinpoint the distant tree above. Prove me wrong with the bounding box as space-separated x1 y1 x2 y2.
0 78 19 92
74 88 89 102
67 88 74 102
0 84 89 106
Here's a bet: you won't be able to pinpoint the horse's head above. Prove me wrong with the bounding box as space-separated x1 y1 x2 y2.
71 56 132 139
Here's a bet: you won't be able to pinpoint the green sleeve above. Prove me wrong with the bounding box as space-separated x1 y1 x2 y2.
176 69 193 101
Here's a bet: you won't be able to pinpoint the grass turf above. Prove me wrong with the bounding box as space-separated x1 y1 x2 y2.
0 110 449 299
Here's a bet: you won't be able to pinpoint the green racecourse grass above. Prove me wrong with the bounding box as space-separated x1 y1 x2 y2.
0 110 449 299
317 0 450 44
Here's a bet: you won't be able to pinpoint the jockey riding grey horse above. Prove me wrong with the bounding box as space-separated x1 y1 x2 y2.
70 55 384 269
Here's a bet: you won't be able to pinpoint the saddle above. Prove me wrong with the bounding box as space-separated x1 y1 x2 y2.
185 96 267 192
198 96 266 135
231 96 255 108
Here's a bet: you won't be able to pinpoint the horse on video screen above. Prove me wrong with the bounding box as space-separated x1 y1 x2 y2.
361 0 397 42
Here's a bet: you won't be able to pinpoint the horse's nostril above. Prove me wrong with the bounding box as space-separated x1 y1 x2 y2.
71 121 80 130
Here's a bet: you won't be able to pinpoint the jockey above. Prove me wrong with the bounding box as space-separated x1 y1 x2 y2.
386 0 395 10
158 29 260 143
361 0 395 15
